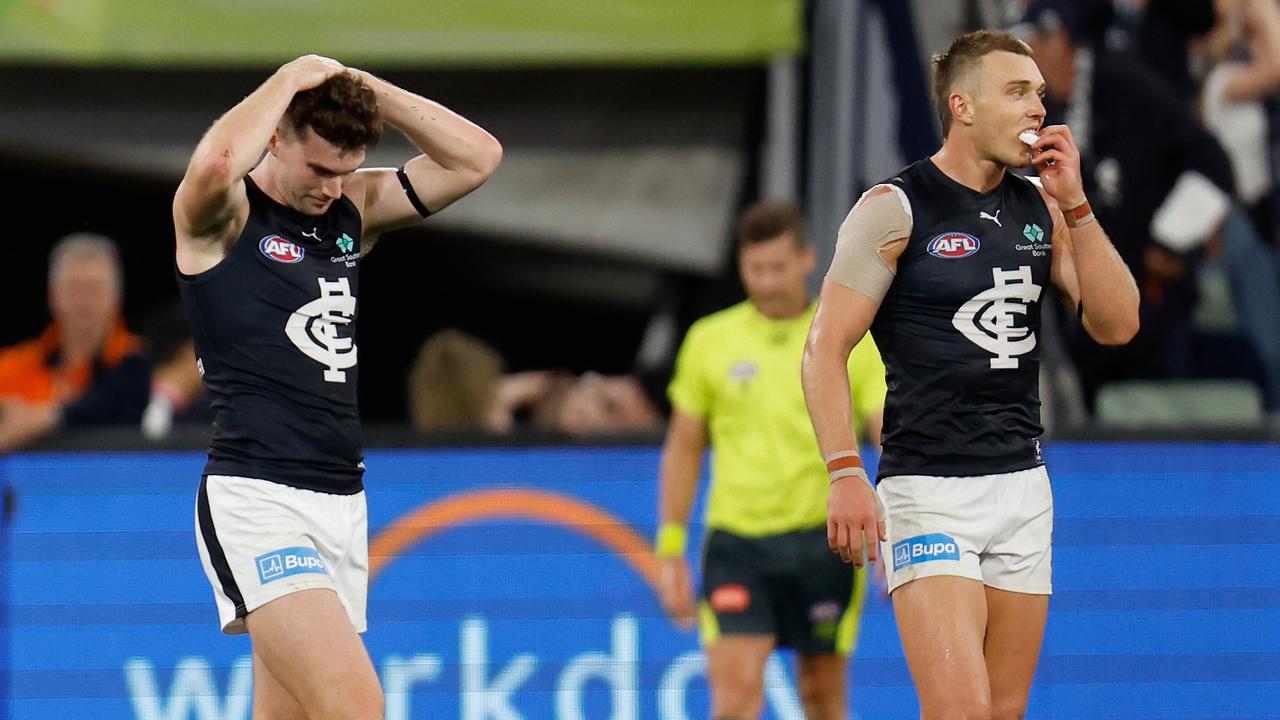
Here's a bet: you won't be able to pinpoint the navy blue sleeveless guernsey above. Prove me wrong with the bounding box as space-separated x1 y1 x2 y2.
178 177 365 494
872 159 1053 480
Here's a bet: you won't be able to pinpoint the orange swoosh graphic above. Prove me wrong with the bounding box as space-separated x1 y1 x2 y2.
368 488 661 599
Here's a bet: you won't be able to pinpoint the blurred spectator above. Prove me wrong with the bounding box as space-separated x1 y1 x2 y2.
1198 0 1280 408
139 303 210 439
1201 0 1280 233
1109 0 1218 101
1018 0 1237 406
0 233 150 450
408 329 660 436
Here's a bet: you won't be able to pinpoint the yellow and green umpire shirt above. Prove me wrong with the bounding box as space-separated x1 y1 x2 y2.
668 300 887 538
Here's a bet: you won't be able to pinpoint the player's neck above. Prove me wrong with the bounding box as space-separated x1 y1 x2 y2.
249 163 297 212
750 295 809 321
931 141 1005 194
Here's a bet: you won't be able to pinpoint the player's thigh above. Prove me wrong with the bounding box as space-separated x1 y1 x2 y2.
252 648 307 720
891 575 991 718
705 633 775 712
984 586 1048 720
246 588 382 719
795 653 847 714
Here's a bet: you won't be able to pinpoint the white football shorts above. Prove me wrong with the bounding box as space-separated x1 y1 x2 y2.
195 474 369 634
877 465 1053 595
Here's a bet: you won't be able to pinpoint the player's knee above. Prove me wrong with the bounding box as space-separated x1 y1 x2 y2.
990 697 1027 720
313 685 383 720
710 681 764 720
798 674 844 718
929 699 992 720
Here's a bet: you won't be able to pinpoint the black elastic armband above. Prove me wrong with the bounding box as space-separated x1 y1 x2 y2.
397 167 431 218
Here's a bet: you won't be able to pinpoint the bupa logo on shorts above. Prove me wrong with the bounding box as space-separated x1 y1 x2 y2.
892 533 961 571
255 547 327 584
260 235 305 264
927 232 981 259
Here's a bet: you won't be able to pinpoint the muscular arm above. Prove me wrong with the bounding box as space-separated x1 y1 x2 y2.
803 285 883 459
804 184 908 459
1042 191 1141 345
348 72 503 247
173 56 345 272
1033 125 1140 346
803 185 906 565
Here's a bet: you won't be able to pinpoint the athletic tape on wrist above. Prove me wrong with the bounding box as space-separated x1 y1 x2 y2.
828 466 869 484
824 450 866 484
1064 200 1094 228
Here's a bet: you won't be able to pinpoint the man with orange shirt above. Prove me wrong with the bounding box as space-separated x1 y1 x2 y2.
0 233 150 450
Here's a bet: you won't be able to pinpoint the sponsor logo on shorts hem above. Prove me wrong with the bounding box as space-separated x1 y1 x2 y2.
892 533 961 571
709 584 751 613
256 547 328 584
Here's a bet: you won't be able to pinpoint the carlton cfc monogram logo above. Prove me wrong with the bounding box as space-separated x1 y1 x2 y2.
285 277 357 382
952 266 1042 369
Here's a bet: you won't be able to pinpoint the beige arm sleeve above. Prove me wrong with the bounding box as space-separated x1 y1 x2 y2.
825 184 913 304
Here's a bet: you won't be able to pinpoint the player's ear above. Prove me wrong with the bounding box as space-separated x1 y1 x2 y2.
950 90 974 129
267 127 282 157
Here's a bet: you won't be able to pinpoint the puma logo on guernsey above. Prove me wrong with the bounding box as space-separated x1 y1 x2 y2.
979 209 1002 227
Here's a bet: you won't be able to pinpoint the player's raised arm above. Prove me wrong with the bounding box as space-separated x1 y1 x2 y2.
348 71 503 242
1032 125 1140 345
174 55 346 240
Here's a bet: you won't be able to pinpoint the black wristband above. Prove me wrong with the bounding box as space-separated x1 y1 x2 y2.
397 167 431 218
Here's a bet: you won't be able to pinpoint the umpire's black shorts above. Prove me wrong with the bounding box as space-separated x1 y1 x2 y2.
699 526 866 656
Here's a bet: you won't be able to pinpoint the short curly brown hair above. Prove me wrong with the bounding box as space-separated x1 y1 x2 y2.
283 72 383 152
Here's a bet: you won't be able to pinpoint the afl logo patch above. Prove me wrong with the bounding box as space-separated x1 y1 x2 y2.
927 232 980 259
260 235 305 264
729 361 758 383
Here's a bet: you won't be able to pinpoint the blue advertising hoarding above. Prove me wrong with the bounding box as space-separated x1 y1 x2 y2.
3 443 1279 719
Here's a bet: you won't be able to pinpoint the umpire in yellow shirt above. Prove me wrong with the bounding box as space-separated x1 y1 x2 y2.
656 201 886 720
